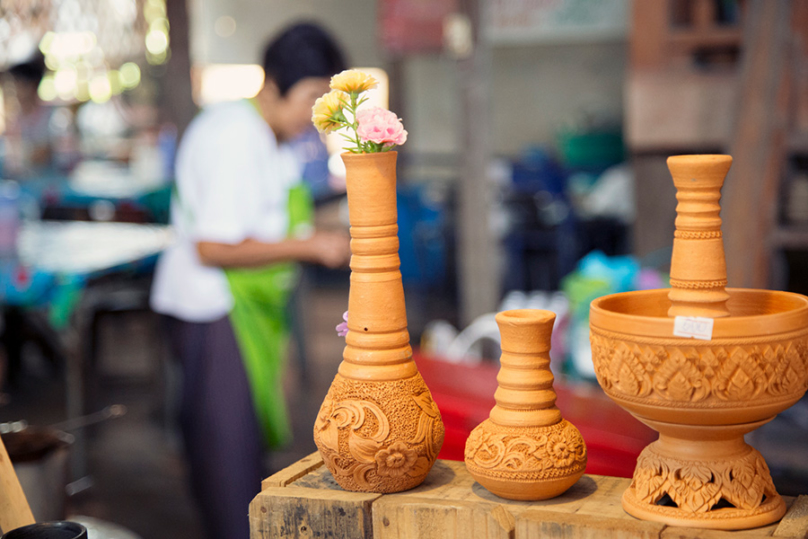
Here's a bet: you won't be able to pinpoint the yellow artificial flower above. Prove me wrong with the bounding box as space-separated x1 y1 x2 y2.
311 89 346 133
330 69 378 94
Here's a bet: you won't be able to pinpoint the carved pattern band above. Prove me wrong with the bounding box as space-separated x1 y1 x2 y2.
589 328 808 404
669 279 728 290
628 443 779 516
464 419 586 480
674 230 723 239
314 374 445 493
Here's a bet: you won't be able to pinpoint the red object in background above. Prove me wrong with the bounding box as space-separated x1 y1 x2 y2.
13 266 30 289
413 351 657 478
378 0 458 54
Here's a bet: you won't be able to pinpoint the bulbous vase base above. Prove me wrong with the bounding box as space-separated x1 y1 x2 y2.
464 419 587 501
313 372 445 493
623 436 786 530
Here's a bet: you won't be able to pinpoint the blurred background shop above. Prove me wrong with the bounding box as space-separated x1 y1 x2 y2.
0 0 807 537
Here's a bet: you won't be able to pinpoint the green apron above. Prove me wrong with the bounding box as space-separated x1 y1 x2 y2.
175 96 315 449
224 183 314 449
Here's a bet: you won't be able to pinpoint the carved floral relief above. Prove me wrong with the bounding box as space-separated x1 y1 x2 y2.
590 329 808 405
313 373 444 493
464 419 587 479
628 445 778 516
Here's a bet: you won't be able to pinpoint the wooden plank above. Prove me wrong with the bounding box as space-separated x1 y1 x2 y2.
250 486 380 539
517 508 665 539
773 495 808 538
0 435 35 533
630 0 670 69
373 497 515 539
574 475 635 519
288 462 343 491
251 455 808 539
456 0 498 325
723 0 793 289
626 70 736 151
261 452 324 490
770 226 808 249
668 28 742 50
662 522 779 538
693 0 717 30
792 0 808 134
370 466 604 539
632 154 677 258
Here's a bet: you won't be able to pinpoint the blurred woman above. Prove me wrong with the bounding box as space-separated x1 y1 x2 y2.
150 23 349 539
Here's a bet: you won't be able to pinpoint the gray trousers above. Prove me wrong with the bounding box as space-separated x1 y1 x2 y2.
167 315 264 539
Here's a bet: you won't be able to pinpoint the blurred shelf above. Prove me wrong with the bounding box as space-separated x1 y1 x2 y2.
771 226 808 249
788 133 808 154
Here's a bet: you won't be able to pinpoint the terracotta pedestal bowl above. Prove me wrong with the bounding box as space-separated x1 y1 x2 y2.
591 288 808 529
590 155 808 530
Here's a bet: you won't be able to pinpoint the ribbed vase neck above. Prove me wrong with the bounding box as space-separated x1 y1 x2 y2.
338 152 417 381
667 154 732 319
490 310 561 428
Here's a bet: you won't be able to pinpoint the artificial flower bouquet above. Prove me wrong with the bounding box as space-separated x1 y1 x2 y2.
312 69 407 153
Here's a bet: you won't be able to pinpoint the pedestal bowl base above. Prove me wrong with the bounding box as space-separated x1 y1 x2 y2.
622 441 786 530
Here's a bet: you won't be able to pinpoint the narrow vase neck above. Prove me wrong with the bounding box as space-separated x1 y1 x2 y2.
338 152 417 381
490 310 562 428
667 155 732 318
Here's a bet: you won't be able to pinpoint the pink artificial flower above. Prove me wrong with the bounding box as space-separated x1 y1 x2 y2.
356 107 408 147
336 311 349 337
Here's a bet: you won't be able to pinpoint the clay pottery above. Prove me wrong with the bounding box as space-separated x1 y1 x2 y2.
313 152 444 493
465 309 587 500
590 155 808 529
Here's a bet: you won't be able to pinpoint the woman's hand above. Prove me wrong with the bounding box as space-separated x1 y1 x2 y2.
197 231 350 269
305 231 350 268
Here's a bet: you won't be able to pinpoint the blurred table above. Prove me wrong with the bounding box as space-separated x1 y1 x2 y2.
0 221 173 483
3 221 172 316
19 170 171 224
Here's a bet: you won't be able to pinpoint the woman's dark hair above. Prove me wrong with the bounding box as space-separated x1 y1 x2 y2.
7 55 46 85
262 22 347 96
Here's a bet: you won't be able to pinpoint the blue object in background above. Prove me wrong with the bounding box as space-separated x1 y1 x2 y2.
560 250 668 379
397 184 446 289
158 124 178 182
511 146 567 196
289 128 332 201
575 250 640 294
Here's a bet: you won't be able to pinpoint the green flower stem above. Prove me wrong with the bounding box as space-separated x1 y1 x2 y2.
349 91 363 152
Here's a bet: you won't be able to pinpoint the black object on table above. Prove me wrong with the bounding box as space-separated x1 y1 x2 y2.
1 521 87 539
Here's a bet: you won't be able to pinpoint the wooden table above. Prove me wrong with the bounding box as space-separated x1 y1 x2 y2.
250 453 808 539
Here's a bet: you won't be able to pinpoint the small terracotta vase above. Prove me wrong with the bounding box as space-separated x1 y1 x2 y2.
590 155 808 530
465 309 587 500
313 152 445 493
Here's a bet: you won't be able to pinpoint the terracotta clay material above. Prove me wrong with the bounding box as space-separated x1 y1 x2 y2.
465 309 587 500
313 152 445 494
667 155 731 318
589 154 808 530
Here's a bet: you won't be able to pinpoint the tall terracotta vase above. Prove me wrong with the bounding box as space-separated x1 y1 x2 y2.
590 155 808 530
313 152 445 493
465 310 587 500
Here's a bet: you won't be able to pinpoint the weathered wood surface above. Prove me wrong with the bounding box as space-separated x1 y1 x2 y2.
250 454 808 539
0 434 35 534
723 0 793 289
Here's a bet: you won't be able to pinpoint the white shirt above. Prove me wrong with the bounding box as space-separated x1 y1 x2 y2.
150 100 301 322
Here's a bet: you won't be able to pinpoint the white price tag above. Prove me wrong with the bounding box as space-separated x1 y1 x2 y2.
673 316 714 341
